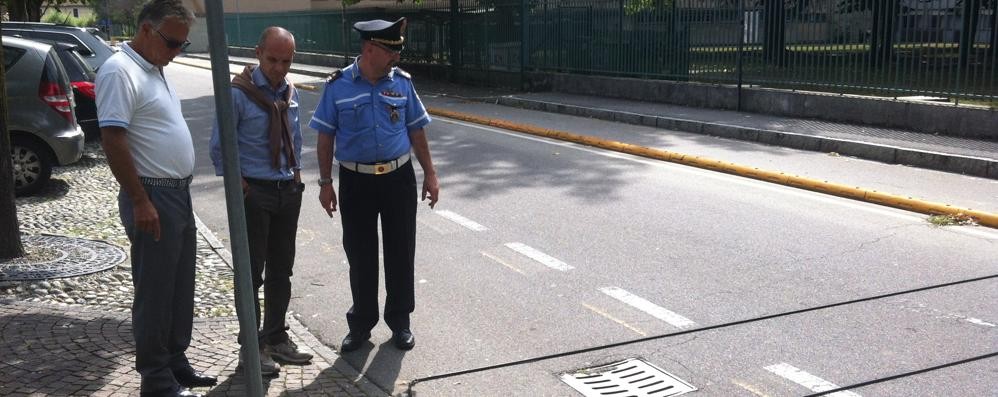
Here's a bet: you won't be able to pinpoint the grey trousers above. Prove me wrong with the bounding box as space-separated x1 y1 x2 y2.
119 185 196 394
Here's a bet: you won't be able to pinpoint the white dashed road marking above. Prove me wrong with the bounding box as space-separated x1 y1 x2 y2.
599 286 697 329
764 363 861 397
504 242 574 271
965 317 997 327
435 210 488 231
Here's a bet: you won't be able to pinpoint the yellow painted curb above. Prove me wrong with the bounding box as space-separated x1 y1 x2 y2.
428 107 998 229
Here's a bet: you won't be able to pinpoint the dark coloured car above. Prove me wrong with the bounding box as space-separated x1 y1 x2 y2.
50 42 98 140
1 21 116 70
3 36 85 196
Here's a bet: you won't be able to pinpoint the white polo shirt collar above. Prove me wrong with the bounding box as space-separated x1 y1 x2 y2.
119 42 157 72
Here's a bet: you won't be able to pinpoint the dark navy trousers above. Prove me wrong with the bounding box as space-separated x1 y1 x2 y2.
119 184 196 394
241 180 303 346
338 161 417 334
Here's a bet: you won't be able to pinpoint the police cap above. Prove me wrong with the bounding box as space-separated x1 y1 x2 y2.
353 17 407 52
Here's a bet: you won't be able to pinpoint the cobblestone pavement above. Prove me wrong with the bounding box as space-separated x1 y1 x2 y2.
1 143 382 396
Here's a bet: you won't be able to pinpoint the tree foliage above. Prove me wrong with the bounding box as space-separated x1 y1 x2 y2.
2 0 74 22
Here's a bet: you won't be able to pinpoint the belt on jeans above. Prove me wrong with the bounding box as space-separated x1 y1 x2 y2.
339 153 410 175
244 177 296 189
139 175 192 189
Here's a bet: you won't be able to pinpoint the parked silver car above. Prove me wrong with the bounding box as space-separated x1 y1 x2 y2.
4 36 85 196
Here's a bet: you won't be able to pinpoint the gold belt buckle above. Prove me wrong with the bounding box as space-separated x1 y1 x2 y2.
374 162 389 175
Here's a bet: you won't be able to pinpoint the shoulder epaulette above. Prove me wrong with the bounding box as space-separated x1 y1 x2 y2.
394 67 411 79
327 70 342 83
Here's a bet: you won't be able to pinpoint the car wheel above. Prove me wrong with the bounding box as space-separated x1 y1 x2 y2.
10 137 54 196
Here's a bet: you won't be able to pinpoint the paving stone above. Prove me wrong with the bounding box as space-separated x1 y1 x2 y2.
2 145 381 396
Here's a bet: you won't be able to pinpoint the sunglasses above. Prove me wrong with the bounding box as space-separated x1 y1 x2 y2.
155 28 191 51
370 41 403 55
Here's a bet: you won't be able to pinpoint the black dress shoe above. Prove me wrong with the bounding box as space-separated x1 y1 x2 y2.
340 332 370 352
140 387 202 397
393 329 415 350
174 368 218 388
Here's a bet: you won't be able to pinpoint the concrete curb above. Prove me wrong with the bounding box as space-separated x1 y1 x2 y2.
496 96 998 180
194 214 389 397
428 107 998 229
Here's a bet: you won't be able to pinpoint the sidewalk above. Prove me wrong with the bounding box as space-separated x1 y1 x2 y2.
1 145 384 397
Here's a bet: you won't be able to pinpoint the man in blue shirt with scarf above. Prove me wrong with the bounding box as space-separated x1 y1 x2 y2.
310 17 440 352
210 26 313 376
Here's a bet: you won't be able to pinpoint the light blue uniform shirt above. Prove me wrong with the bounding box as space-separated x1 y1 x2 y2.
308 59 430 163
210 67 302 180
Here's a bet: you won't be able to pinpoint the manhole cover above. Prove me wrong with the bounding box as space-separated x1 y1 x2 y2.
561 358 697 397
0 235 126 281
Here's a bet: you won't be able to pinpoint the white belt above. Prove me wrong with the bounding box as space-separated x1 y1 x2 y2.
339 153 411 175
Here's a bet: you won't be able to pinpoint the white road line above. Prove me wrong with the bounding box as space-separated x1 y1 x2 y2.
504 242 574 271
435 210 488 231
764 363 861 397
965 317 997 327
598 287 697 329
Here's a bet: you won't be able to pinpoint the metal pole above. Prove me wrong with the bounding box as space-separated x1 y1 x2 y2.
235 0 242 47
520 0 528 90
342 3 349 67
204 1 264 396
736 0 745 111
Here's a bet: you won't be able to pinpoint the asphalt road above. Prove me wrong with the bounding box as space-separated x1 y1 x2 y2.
168 62 998 397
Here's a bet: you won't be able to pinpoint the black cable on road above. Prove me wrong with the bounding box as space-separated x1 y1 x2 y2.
406 273 998 393
803 351 998 396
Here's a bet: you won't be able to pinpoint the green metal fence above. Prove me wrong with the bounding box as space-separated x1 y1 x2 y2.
224 0 998 102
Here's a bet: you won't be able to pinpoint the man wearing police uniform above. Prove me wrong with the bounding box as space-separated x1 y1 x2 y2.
310 17 439 352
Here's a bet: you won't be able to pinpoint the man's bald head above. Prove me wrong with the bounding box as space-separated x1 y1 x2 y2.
257 26 295 50
255 27 296 89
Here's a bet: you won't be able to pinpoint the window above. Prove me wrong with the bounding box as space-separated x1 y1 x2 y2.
29 31 94 56
73 9 80 18
3 46 27 70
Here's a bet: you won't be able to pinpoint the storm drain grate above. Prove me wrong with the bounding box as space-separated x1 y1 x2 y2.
0 235 126 281
561 358 697 397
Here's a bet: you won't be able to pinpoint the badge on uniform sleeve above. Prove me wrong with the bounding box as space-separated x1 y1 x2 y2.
389 106 400 123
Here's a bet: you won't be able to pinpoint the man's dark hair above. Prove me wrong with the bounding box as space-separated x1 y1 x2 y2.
137 0 195 27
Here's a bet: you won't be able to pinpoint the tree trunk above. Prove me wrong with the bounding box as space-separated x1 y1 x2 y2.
0 35 26 260
959 0 982 73
988 1 998 63
870 0 898 68
6 0 44 22
763 0 787 66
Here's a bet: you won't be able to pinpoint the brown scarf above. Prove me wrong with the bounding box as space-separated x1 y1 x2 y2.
231 65 297 171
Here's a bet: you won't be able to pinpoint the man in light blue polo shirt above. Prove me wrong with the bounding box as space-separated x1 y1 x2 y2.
96 1 214 396
210 26 312 376
310 17 439 353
